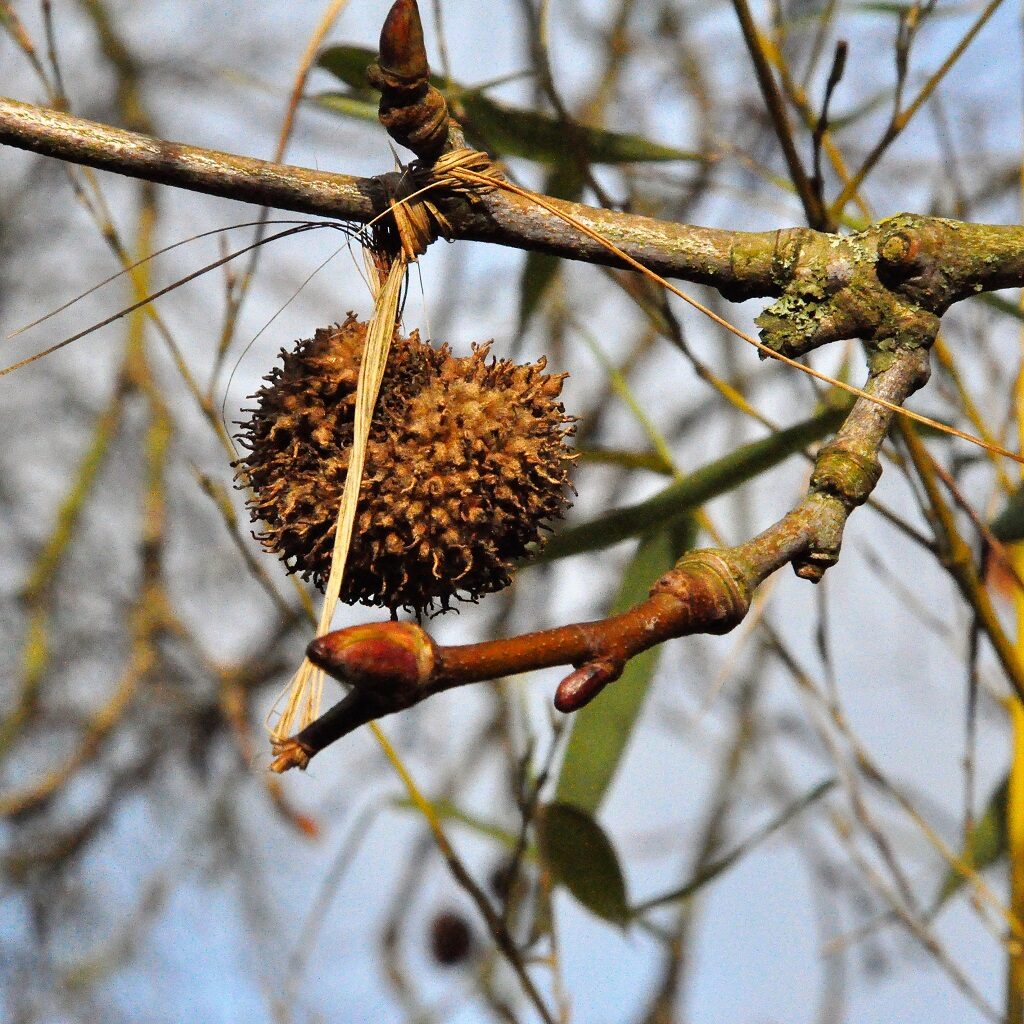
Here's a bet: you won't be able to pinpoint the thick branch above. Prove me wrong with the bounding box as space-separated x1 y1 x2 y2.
3 96 1023 335
0 95 778 297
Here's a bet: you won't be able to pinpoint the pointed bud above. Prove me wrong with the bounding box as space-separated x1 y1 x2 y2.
378 0 429 84
306 620 436 698
554 661 619 713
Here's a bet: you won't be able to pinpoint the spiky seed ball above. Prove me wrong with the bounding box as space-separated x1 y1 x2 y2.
236 314 575 616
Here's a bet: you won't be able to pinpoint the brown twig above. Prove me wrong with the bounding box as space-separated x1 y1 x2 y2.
829 0 1005 220
729 0 830 230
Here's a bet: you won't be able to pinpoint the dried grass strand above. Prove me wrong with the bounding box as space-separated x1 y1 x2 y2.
268 255 406 742
449 167 1024 467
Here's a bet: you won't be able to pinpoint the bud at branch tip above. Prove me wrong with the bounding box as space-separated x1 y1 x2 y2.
306 620 435 698
379 0 429 84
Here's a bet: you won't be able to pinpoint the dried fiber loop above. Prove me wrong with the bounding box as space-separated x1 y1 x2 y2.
376 149 501 261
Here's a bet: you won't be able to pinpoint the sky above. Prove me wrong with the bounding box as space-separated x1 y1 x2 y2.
2 0 1023 1022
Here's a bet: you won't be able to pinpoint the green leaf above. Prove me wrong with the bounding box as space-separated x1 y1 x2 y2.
316 44 702 165
554 525 694 814
457 93 701 165
317 44 380 91
577 446 674 476
517 162 586 333
313 91 380 125
992 485 1024 543
538 802 629 926
842 0 965 15
631 780 836 915
933 774 1008 912
540 399 851 562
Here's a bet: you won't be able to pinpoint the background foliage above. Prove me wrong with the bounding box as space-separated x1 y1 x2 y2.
1 0 1023 1021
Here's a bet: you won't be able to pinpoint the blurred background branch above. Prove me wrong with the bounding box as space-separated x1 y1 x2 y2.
2 0 1024 1022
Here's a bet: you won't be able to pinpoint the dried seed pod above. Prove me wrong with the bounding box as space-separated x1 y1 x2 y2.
236 315 575 617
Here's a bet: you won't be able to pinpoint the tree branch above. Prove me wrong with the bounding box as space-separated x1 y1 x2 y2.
269 346 930 771
2 0 1019 771
0 94 780 297
3 96 1023 325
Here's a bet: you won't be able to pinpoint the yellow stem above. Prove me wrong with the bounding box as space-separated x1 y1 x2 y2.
1008 691 1024 1020
1008 168 1024 1014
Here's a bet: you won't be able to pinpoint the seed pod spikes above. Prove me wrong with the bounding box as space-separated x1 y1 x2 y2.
238 315 577 621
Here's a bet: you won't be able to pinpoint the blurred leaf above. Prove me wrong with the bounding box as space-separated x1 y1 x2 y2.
577 446 674 475
979 292 1024 326
632 780 836 914
554 524 695 814
517 162 586 333
577 324 677 472
934 774 1008 912
992 486 1024 543
457 94 700 165
317 44 380 90
842 0 964 14
538 802 629 926
317 44 702 165
313 91 380 125
393 796 520 850
540 399 851 563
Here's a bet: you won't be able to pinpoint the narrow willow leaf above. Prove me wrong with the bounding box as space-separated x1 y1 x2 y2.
393 796 521 850
631 779 836 915
313 91 380 124
845 0 963 15
317 43 381 90
577 446 674 475
933 774 1008 912
577 324 676 473
517 162 586 333
554 524 695 813
317 45 702 165
458 93 701 165
540 399 851 563
538 802 630 926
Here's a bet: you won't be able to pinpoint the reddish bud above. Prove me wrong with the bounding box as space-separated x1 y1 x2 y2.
306 620 435 697
554 661 619 713
378 0 429 84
